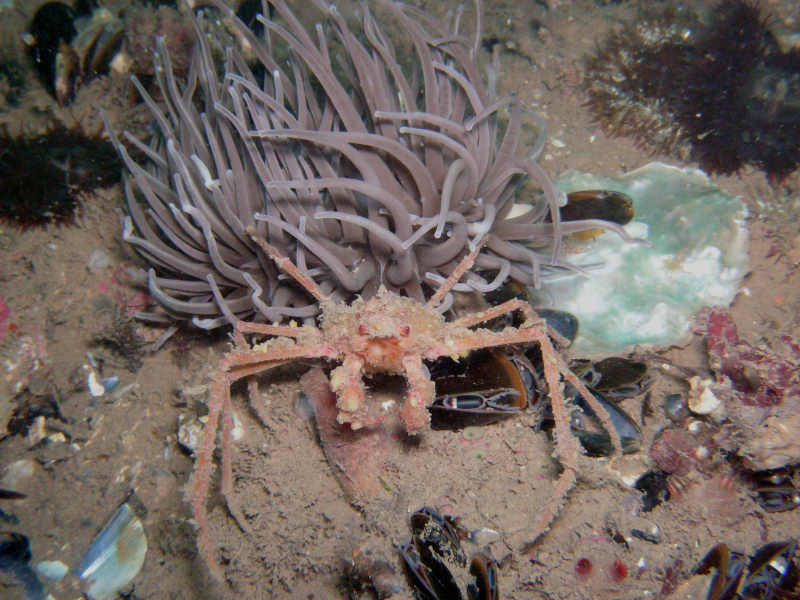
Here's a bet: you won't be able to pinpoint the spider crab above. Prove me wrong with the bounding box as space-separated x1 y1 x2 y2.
192 231 620 580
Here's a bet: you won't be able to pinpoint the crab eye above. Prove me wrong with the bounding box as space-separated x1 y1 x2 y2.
359 324 368 335
400 326 410 337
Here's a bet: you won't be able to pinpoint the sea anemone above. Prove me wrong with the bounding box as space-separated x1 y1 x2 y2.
107 0 630 330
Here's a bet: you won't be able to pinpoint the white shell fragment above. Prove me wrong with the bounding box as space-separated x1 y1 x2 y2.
687 376 720 414
687 376 727 421
177 415 204 455
74 502 147 600
36 560 69 581
87 368 105 398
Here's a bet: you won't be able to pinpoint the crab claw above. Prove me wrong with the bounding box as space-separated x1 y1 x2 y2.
400 355 434 434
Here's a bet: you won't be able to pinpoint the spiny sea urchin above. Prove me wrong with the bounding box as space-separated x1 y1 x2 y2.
584 0 800 180
0 124 123 228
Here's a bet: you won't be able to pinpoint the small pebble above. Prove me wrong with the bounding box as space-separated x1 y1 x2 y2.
664 393 687 422
87 249 111 273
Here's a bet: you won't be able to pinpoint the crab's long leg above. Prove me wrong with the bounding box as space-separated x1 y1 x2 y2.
450 298 571 348
237 320 318 338
193 344 334 581
450 297 542 329
426 235 487 309
224 341 335 369
194 368 235 583
246 229 328 302
437 326 622 550
521 331 580 551
439 327 621 456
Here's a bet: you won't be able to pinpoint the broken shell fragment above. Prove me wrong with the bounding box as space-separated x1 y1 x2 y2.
687 376 727 420
74 502 147 600
87 368 105 398
35 559 68 581
177 415 204 454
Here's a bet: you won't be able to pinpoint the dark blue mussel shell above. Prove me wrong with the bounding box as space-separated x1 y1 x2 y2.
693 539 799 600
400 507 499 600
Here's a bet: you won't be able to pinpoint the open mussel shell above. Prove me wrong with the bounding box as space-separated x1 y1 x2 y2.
74 501 147 600
402 508 500 600
752 468 800 513
429 349 528 430
409 507 467 568
694 543 747 600
26 2 77 95
399 537 462 600
756 487 800 513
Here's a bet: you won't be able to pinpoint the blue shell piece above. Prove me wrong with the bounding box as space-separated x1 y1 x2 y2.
74 502 147 600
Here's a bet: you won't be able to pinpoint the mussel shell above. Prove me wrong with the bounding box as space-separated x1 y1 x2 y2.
409 507 467 568
0 489 26 500
537 309 579 346
467 551 499 600
403 508 502 600
0 532 45 600
694 543 747 600
570 389 642 456
27 2 77 94
634 470 671 512
741 540 799 598
560 190 635 225
400 538 463 600
570 357 651 398
752 467 800 513
429 350 528 430
755 486 800 513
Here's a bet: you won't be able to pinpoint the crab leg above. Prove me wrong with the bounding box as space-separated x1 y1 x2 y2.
438 326 622 549
224 342 335 369
193 344 334 581
329 354 368 428
450 297 542 329
521 330 580 551
440 327 622 456
441 328 583 549
450 298 571 347
246 229 329 302
401 354 435 433
426 236 487 309
237 320 320 338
